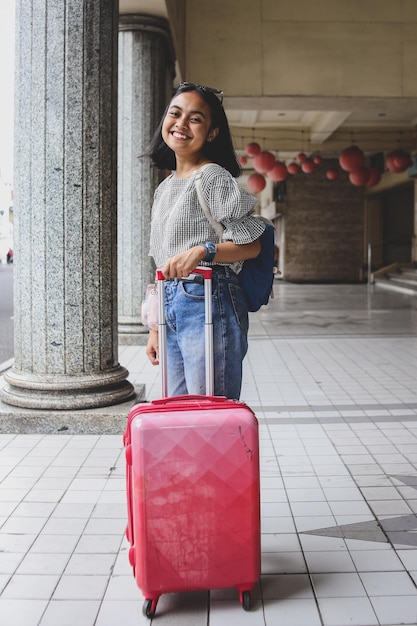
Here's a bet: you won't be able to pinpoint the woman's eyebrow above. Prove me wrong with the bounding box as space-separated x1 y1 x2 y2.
169 104 206 118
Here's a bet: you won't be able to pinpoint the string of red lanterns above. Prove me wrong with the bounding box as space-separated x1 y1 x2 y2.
243 141 413 194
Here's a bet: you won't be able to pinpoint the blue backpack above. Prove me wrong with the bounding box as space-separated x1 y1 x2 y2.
237 219 275 312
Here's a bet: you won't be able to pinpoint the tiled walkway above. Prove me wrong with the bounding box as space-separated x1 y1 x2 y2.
1 283 417 625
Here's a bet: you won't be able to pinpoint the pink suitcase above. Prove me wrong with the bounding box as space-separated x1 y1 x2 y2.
123 268 260 618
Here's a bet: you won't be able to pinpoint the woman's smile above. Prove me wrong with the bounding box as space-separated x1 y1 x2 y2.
171 130 190 141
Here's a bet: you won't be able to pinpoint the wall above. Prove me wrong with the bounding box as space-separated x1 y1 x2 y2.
165 0 186 75
184 0 417 98
382 184 414 265
280 160 365 282
366 176 416 269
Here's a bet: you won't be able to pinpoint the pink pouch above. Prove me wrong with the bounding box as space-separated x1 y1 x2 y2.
141 284 158 330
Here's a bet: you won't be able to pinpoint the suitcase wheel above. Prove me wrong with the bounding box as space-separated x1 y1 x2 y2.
240 590 251 611
142 598 158 618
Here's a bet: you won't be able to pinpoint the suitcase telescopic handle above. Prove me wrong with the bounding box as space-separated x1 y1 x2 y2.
156 266 214 398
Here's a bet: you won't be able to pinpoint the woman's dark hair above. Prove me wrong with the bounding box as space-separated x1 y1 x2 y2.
147 83 241 178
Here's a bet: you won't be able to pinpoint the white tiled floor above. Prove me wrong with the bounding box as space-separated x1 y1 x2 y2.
1 283 417 625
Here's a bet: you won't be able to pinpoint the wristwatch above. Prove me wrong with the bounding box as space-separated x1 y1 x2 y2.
200 242 217 263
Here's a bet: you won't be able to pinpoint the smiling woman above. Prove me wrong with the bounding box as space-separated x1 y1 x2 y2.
144 82 265 399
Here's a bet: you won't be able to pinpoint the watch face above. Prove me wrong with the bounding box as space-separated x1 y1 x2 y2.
203 242 216 262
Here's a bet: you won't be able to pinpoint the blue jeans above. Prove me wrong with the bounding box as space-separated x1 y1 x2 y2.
164 267 249 399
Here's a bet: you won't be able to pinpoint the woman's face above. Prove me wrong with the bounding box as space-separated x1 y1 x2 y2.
161 90 218 158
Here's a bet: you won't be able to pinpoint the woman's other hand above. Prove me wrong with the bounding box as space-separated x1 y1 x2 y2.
146 329 160 365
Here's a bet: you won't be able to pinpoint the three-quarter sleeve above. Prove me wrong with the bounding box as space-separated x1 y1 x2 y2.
200 164 265 244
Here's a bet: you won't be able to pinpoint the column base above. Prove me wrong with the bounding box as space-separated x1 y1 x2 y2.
0 365 136 410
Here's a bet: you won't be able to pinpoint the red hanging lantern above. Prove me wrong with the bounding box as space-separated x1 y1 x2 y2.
326 169 339 180
349 167 370 186
247 173 266 193
339 145 366 172
253 151 276 173
287 162 299 175
386 149 413 173
385 152 398 172
394 152 413 171
366 167 382 187
313 154 322 164
239 155 248 166
301 159 315 174
245 142 261 157
297 152 308 163
268 161 288 182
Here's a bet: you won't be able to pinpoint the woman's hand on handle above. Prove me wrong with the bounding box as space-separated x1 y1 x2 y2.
161 246 206 279
160 239 261 280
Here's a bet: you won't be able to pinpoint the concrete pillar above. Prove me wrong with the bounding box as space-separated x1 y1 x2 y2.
1 0 135 409
118 15 175 344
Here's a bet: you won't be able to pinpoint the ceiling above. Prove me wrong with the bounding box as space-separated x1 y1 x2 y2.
226 100 417 136
224 95 417 158
119 1 417 159
119 0 167 19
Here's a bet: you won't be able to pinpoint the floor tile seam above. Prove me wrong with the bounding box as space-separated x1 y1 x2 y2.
43 441 123 505
252 334 417 341
40 579 102 626
271 418 417 557
66 534 125 621
2 451 121 581
255 402 417 412
340 461 417 550
0 434 19 453
0 434 96 504
264 418 305 540
340 423 414 480
401 422 417 450
251 340 307 407
256 402 417 422
0 499 63 566
266 418 362 577
292 554 377 622
258 416 417 427
0 436 62 494
1 551 73 610
259 572 326 626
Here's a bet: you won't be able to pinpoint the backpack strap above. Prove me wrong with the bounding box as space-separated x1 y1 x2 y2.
194 167 225 242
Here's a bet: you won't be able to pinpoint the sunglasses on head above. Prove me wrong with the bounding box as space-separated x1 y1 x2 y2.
179 81 224 104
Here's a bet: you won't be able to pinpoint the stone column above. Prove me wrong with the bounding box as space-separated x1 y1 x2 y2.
118 15 175 344
1 0 135 409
